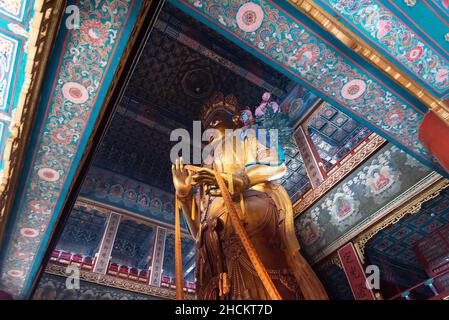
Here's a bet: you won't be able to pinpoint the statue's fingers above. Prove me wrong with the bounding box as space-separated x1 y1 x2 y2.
195 171 215 180
192 174 215 181
180 157 185 172
196 167 214 175
192 177 215 185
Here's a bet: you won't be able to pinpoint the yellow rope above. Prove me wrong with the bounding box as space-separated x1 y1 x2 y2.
191 193 196 221
213 169 282 300
174 195 184 300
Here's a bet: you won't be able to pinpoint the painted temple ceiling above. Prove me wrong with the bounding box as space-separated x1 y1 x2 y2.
1 0 448 300
170 0 446 174
0 0 145 298
364 187 449 290
0 1 64 227
313 0 449 99
366 187 449 268
94 3 296 194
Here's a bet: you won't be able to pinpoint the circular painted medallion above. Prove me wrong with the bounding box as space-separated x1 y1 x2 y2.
236 2 264 32
7 270 23 278
436 69 449 83
20 228 39 238
295 44 320 67
385 109 404 126
62 82 89 104
51 128 73 144
80 19 108 46
406 46 423 62
341 79 367 100
38 168 60 182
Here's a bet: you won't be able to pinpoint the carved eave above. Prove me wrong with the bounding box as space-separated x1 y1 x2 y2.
0 1 66 247
287 0 449 124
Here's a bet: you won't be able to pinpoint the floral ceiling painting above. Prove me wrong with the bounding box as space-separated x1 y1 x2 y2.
170 0 446 174
0 0 143 299
295 143 434 262
314 0 449 98
280 84 320 127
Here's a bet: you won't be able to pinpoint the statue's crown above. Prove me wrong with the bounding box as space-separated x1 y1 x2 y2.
201 92 240 125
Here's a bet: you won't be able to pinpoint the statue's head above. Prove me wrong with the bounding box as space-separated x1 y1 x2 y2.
201 92 241 132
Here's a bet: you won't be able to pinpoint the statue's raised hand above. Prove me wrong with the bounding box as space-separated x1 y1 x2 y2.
172 157 193 197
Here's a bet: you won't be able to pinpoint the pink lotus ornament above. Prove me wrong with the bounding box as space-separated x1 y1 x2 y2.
255 92 279 116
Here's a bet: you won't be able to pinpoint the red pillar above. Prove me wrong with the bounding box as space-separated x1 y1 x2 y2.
418 111 449 173
338 243 376 300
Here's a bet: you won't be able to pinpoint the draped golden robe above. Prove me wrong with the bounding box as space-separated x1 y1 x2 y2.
191 126 328 300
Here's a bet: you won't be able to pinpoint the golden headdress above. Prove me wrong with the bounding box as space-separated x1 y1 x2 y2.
201 92 240 127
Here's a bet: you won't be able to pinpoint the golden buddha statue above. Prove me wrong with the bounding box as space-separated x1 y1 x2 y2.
172 93 328 300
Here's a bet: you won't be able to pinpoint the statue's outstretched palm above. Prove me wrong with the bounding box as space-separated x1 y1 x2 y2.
172 157 192 197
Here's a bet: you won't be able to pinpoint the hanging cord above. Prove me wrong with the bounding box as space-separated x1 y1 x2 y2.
191 191 196 221
174 195 184 300
213 169 282 300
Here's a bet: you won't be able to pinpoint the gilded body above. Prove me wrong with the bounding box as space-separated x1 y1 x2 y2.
172 105 327 300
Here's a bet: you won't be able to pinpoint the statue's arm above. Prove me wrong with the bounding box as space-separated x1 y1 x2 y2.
243 163 287 187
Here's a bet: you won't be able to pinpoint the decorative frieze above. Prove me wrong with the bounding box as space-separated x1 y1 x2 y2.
44 263 195 300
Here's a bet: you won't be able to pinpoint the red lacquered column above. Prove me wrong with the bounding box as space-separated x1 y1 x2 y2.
418 111 449 173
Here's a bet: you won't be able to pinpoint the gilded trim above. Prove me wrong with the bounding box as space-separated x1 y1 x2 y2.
354 178 449 263
317 252 343 270
44 263 195 300
288 0 449 124
294 133 386 215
